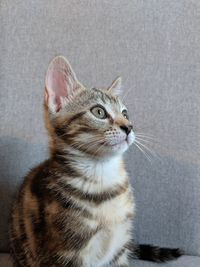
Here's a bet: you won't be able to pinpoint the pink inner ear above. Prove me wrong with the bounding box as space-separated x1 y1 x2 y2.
47 69 69 98
45 56 79 112
46 67 70 112
45 87 62 112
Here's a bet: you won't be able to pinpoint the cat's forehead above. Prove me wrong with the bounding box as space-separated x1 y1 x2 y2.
76 88 125 111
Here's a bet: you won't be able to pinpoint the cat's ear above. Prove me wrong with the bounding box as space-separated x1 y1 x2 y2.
107 77 122 96
45 56 82 113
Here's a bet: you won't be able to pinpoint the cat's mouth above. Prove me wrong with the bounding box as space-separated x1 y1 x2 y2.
109 139 127 147
106 137 129 148
106 133 135 147
106 132 135 148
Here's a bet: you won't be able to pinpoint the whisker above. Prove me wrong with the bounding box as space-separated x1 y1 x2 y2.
135 134 160 144
135 137 164 152
135 133 157 140
135 139 161 160
71 141 103 155
133 142 153 163
136 140 163 163
134 124 158 133
136 141 155 159
135 137 153 144
135 134 172 153
93 143 105 158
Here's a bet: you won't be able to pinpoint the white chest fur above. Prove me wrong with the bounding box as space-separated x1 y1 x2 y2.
63 156 135 267
80 166 134 266
82 219 133 267
81 192 134 267
67 156 128 194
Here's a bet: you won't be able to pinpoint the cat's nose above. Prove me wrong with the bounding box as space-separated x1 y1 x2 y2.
120 124 133 135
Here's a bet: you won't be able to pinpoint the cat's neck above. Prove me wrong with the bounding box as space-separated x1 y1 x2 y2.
76 155 124 181
54 147 128 192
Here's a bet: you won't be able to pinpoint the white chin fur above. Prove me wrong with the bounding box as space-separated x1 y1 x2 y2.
127 131 135 145
106 131 135 155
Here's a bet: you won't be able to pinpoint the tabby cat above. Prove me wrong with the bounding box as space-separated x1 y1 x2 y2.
10 56 182 267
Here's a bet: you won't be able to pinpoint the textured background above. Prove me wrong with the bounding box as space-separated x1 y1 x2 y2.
0 0 200 259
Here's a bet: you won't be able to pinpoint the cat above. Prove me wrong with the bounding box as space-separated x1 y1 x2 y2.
9 56 182 267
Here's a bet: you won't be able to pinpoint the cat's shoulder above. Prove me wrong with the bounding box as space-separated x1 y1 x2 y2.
18 158 54 198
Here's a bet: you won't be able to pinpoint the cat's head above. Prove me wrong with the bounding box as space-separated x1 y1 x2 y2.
45 56 135 159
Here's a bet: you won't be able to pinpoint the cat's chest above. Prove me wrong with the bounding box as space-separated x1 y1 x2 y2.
90 188 135 225
66 157 134 223
81 191 134 267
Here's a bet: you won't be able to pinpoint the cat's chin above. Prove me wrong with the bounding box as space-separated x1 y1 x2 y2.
103 132 135 156
102 141 130 157
111 141 129 153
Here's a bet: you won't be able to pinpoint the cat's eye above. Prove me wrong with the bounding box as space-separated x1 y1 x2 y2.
122 109 129 120
91 105 107 119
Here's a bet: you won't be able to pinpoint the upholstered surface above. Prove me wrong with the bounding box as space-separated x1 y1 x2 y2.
0 0 200 264
131 256 200 267
1 254 200 267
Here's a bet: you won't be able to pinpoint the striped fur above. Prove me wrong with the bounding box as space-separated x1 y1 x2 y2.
10 56 182 267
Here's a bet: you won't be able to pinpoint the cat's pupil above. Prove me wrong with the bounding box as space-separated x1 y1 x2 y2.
90 106 106 119
122 110 129 120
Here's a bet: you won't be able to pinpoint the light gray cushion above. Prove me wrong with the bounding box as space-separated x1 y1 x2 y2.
131 256 200 267
0 0 200 259
1 254 200 267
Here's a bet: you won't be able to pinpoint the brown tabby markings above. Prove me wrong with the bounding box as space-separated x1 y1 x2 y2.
10 56 183 267
57 180 129 205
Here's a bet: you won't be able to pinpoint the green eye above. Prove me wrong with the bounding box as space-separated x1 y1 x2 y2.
91 105 107 119
122 109 129 119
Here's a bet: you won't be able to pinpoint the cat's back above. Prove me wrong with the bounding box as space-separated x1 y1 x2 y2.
9 159 57 266
12 159 53 211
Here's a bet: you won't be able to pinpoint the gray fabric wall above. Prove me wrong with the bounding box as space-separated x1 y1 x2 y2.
0 0 199 257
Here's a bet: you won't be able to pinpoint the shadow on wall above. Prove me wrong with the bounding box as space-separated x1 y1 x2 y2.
0 136 48 252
